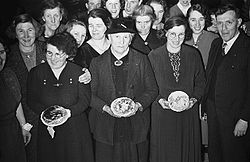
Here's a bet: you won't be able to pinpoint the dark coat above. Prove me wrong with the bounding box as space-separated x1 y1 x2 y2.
6 40 46 123
203 33 250 122
202 33 250 162
89 48 158 145
131 29 166 55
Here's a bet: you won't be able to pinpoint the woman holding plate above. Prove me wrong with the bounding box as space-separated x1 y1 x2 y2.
148 16 205 162
27 32 94 162
89 17 158 162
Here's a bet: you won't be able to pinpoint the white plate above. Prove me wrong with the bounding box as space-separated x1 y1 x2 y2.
110 97 136 117
40 105 70 127
168 91 189 112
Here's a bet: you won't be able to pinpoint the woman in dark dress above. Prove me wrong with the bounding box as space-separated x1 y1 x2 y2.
131 5 166 55
27 32 94 162
89 18 158 162
0 38 31 162
74 8 111 68
148 16 206 162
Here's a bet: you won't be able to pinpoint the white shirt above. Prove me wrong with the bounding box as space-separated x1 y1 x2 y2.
177 2 191 16
223 32 240 55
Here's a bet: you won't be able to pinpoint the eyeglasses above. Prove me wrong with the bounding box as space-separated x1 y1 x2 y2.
168 32 185 39
46 51 66 59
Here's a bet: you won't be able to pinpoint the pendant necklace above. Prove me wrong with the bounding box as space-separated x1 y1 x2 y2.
114 59 123 66
168 51 181 82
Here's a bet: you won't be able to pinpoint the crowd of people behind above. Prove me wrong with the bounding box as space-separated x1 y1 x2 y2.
1 0 250 162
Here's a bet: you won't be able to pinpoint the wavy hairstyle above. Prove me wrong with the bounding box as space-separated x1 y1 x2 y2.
47 32 78 58
185 3 211 40
6 13 41 40
187 3 211 29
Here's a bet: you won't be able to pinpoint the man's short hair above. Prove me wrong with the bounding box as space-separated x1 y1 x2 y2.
215 3 240 19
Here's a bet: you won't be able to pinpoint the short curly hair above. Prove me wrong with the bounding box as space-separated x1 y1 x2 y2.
46 32 78 58
187 3 211 29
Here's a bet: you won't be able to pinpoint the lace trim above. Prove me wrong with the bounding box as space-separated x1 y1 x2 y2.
168 52 181 82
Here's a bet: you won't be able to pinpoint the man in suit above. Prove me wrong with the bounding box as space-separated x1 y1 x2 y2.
202 3 250 162
89 17 158 162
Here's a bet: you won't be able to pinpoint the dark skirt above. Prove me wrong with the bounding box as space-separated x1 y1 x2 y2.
37 113 94 162
0 118 26 162
150 102 202 162
95 140 149 162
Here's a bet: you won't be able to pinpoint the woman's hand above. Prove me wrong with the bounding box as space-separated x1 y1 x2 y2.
103 105 121 118
186 98 197 110
22 129 31 145
65 109 71 118
78 68 91 84
158 98 171 109
126 102 141 117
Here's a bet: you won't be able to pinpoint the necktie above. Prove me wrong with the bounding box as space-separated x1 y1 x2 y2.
222 43 227 56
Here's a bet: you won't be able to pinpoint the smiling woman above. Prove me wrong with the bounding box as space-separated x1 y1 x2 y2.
27 32 94 162
73 8 111 68
65 19 87 48
185 3 218 68
5 13 47 162
148 16 206 162
105 0 122 19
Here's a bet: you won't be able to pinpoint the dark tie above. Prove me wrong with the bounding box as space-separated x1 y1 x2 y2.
222 43 227 56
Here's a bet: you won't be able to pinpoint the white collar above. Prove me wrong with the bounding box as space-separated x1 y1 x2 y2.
139 33 149 41
177 2 191 16
223 31 240 55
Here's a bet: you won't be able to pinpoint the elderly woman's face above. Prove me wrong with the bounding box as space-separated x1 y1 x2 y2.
16 22 36 48
150 2 164 25
105 0 121 18
109 32 133 55
0 43 6 71
136 15 152 36
88 17 107 40
166 25 185 49
46 44 68 70
188 10 205 35
69 24 87 47
43 7 62 31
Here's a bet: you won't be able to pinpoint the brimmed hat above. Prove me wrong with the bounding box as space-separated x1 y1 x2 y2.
106 18 136 34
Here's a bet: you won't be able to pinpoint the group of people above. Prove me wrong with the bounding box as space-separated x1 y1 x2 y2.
1 0 250 162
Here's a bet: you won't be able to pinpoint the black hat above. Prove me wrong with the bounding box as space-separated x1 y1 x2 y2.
106 18 136 34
